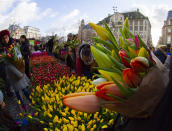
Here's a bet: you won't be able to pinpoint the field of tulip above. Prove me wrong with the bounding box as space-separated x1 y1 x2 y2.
30 54 56 66
30 62 71 87
20 75 116 131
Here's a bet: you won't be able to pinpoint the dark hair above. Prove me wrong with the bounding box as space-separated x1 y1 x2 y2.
81 45 91 57
20 35 27 39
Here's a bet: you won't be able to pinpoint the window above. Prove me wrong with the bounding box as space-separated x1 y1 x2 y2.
130 26 133 30
168 28 171 33
145 26 147 31
135 20 138 25
130 20 133 25
140 26 143 31
134 26 138 31
168 20 171 25
167 36 171 43
140 20 143 25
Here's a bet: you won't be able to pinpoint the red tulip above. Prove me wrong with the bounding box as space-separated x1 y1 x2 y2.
96 82 125 101
119 50 130 67
130 57 149 73
7 53 11 58
123 68 141 88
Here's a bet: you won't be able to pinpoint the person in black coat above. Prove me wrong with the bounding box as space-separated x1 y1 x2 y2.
154 45 167 64
20 35 30 78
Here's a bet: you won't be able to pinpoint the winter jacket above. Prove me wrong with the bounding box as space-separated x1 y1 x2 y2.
20 41 30 58
154 49 167 64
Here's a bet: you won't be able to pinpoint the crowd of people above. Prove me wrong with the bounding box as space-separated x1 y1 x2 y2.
1 28 172 131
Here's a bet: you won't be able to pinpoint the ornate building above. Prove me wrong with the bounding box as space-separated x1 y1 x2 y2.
24 26 41 40
78 9 152 47
78 19 96 43
8 24 41 40
158 10 172 46
8 24 26 39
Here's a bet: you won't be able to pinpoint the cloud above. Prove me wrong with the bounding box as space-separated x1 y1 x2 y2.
0 0 17 13
60 9 80 22
0 0 55 30
132 4 170 46
46 9 82 36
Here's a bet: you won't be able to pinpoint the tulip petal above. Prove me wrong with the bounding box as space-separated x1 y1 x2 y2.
92 78 107 85
99 70 122 82
91 46 113 68
89 23 110 41
63 92 101 113
130 57 149 73
123 68 142 88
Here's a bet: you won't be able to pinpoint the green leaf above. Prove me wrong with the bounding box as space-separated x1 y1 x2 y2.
106 94 126 103
92 37 114 51
107 54 126 70
95 67 122 75
110 76 130 98
120 29 126 39
104 22 120 51
95 44 112 55
138 35 148 50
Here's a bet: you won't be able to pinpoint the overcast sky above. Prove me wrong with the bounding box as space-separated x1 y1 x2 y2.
0 0 172 46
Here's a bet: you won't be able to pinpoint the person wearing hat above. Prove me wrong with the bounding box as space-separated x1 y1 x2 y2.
0 29 14 97
154 45 167 64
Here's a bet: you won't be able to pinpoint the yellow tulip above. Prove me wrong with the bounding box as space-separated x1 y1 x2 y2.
63 126 67 131
102 125 108 129
40 121 44 124
49 122 53 127
18 100 21 105
27 115 32 119
99 70 122 82
44 128 48 131
91 46 113 68
89 23 111 41
81 124 86 131
93 124 97 129
138 47 149 59
53 115 59 123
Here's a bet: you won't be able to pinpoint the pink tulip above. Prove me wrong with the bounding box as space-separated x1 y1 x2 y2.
63 92 101 113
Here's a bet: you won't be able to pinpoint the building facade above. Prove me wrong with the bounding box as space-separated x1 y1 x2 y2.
8 24 26 39
78 19 96 42
158 10 172 46
78 9 152 47
8 25 41 40
24 26 41 40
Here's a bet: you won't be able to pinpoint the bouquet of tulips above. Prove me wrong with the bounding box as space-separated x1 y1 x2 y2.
21 76 116 130
0 43 25 74
63 18 169 118
66 36 80 49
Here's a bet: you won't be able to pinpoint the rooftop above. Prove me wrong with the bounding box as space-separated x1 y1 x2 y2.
98 10 149 25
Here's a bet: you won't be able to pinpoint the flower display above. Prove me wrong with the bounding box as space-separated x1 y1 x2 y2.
0 42 25 73
21 75 116 130
62 18 164 118
30 53 56 66
31 62 71 86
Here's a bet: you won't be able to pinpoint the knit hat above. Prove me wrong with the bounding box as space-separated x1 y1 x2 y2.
0 29 10 40
0 90 3 105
